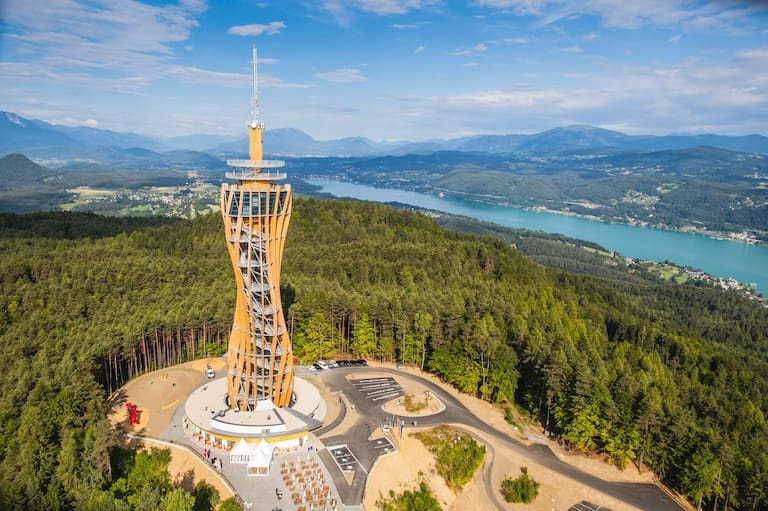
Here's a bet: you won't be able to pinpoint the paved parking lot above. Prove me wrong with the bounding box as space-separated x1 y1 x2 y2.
371 437 394 454
328 444 363 473
569 501 613 511
350 377 404 402
316 367 681 511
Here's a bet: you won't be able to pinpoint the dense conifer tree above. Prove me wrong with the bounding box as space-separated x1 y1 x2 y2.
0 202 766 510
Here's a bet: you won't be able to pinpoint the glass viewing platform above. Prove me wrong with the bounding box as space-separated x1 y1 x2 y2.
225 159 287 181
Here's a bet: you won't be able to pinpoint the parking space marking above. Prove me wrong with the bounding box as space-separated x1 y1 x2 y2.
355 386 402 393
568 501 611 511
357 385 399 393
363 390 403 398
371 392 403 402
327 444 366 475
371 438 395 453
351 377 405 402
351 378 391 384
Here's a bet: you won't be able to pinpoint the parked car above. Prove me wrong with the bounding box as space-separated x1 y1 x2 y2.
205 367 215 379
316 360 329 369
328 360 339 368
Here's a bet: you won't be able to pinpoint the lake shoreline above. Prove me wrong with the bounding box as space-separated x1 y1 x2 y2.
307 178 768 292
424 186 765 245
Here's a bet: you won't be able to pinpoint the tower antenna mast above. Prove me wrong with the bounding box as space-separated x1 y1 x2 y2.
251 45 262 127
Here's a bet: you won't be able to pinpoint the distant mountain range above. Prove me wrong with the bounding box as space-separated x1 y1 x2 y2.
214 125 768 157
1 112 226 170
456 125 768 155
0 112 166 152
2 110 768 161
210 128 393 157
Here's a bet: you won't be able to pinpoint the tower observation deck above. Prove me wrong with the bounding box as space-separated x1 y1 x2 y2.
221 46 293 410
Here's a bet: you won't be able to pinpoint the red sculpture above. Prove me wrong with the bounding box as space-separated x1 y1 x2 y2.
125 402 140 425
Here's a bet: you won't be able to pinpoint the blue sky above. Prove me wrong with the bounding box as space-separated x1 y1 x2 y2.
1 0 767 141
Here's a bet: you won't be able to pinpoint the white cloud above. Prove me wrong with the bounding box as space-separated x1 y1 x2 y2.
85 118 99 127
392 21 430 29
559 46 583 53
505 37 529 44
582 31 599 41
402 45 768 137
260 76 315 89
1 0 205 79
434 87 608 110
452 43 491 56
475 0 767 31
3 0 206 54
464 62 481 67
316 68 368 83
320 0 353 26
474 0 547 16
227 21 286 36
0 61 152 94
737 46 768 61
668 34 681 43
166 65 311 88
341 0 437 15
0 1 305 99
414 45 425 54
320 0 438 23
164 66 252 87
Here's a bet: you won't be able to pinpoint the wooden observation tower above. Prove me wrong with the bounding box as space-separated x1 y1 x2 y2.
220 47 293 409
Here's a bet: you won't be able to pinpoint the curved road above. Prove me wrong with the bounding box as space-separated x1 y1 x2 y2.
480 433 509 510
310 365 684 511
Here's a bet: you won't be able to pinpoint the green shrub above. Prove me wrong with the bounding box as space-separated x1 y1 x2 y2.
218 498 241 511
376 482 442 511
501 466 539 503
502 405 519 428
415 426 485 491
403 393 430 413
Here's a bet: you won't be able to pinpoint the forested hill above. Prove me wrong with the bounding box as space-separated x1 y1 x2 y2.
0 199 767 510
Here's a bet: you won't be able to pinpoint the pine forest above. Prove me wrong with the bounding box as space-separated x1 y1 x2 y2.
0 198 767 510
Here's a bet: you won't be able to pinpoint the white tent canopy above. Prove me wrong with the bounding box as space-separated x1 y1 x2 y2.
230 438 251 464
247 438 275 476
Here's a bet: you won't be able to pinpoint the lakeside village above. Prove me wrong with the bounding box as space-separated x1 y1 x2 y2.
624 257 768 307
407 208 768 308
530 204 766 245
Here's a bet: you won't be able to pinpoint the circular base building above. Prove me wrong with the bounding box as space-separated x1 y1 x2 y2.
183 375 322 476
184 376 322 449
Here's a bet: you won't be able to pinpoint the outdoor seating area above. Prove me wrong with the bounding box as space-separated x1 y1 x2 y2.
183 420 342 511
280 457 337 511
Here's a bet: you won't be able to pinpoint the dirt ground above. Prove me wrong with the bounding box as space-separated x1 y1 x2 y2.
135 437 234 501
363 361 685 511
107 358 232 500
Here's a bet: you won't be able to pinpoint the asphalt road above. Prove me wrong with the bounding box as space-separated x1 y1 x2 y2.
309 366 684 511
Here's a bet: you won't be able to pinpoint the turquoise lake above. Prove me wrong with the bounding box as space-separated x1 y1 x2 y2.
309 179 768 293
